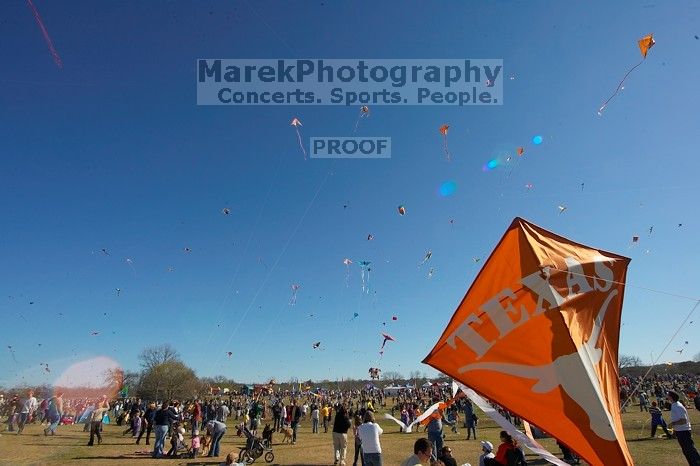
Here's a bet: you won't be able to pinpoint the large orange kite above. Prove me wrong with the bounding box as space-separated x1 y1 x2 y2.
424 217 633 466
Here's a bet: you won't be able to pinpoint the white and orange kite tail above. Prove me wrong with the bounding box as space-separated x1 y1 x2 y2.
424 217 633 466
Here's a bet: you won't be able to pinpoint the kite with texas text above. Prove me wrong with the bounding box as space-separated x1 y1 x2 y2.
423 217 634 466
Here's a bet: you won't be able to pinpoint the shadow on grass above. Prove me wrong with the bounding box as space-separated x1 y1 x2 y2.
627 436 674 442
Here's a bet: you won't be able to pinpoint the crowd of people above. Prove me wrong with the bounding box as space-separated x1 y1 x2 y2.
1 373 699 465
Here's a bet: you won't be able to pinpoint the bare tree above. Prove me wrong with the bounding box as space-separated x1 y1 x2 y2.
618 354 642 369
382 370 403 382
138 344 181 371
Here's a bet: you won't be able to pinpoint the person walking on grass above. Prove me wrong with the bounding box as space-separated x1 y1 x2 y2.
136 401 156 445
87 397 109 446
667 390 700 466
649 400 672 438
44 393 63 436
333 405 352 465
357 411 383 466
153 401 179 458
17 390 37 434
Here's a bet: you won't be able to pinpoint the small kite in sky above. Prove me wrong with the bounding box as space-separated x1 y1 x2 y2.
380 332 395 353
289 284 300 306
359 261 371 292
343 258 353 287
312 341 321 349
392 315 398 321
398 205 406 216
367 234 374 241
115 288 121 296
428 267 435 279
90 331 100 336
354 105 370 133
649 226 654 235
7 345 17 363
101 248 110 256
290 117 307 160
678 223 683 228
226 351 233 358
632 236 639 243
439 124 451 161
184 247 192 253
222 207 231 215
349 312 359 322
419 251 432 266
598 34 655 115
525 183 534 189
558 205 567 214
517 147 524 156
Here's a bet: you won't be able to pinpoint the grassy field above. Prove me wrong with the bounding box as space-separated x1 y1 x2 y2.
0 409 696 466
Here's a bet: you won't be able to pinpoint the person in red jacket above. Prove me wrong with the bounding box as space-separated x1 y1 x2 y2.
484 431 515 466
192 400 202 436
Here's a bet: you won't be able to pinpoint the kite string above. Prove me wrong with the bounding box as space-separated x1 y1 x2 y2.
202 152 285 349
546 267 699 302
26 0 63 69
619 298 700 412
209 167 333 373
544 267 699 411
598 58 645 114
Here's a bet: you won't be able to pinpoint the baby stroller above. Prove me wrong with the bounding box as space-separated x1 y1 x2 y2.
238 426 274 464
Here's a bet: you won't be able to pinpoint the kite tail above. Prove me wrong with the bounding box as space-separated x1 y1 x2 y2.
26 0 63 69
296 128 307 160
443 137 451 161
598 58 645 115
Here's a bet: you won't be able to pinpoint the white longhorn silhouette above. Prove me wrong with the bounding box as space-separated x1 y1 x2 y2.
458 289 619 441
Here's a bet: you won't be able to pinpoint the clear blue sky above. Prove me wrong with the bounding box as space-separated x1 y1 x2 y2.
1 0 699 387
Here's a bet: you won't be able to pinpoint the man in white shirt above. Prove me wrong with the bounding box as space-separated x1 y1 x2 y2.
17 390 38 434
357 411 383 466
667 390 700 466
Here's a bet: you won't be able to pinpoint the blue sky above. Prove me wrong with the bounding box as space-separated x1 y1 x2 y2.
1 0 699 387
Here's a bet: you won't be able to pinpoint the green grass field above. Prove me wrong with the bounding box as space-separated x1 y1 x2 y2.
0 410 696 466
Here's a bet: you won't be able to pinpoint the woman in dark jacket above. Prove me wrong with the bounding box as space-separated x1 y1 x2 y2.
332 406 352 465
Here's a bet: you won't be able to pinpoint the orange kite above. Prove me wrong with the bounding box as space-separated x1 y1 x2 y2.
424 217 633 466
